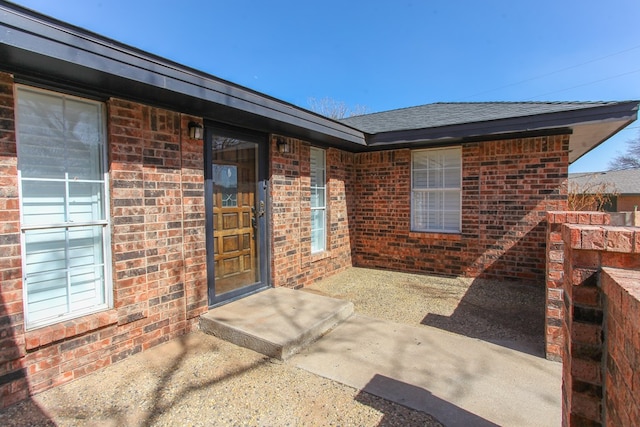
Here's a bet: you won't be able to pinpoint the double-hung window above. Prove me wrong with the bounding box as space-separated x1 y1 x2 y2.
411 147 461 233
310 147 326 253
16 86 111 330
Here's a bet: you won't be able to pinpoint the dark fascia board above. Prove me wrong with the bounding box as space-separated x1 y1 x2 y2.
0 1 366 148
366 101 639 147
362 128 574 152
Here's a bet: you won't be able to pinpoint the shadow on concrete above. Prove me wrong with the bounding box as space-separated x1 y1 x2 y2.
356 374 499 427
421 278 546 357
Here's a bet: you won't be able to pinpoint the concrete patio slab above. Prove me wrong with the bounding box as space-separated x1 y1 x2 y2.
200 287 354 360
290 314 562 427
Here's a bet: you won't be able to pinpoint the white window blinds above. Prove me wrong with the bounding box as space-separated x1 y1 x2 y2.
310 148 326 253
411 147 461 232
17 86 111 329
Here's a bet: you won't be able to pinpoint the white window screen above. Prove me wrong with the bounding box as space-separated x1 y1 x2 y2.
411 147 461 232
17 86 111 329
310 148 326 253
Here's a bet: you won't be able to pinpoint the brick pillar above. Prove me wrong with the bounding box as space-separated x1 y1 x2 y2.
0 72 29 407
560 223 640 426
545 212 610 361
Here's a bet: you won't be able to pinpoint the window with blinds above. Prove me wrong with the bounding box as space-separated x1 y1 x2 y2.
411 147 462 233
16 86 111 330
310 147 326 253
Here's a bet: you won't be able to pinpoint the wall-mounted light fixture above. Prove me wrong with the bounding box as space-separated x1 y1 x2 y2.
188 122 203 140
276 137 290 153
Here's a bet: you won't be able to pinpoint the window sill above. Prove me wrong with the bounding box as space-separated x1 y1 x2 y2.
24 309 118 351
408 231 462 241
310 250 331 262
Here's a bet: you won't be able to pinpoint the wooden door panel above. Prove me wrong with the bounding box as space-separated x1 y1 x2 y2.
212 144 258 295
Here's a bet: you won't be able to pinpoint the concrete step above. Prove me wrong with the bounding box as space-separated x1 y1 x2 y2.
200 287 354 360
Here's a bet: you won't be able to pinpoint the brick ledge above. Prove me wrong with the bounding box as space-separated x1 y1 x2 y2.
24 309 118 351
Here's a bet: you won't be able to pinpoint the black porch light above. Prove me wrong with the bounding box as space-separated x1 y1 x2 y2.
188 122 203 139
276 137 290 153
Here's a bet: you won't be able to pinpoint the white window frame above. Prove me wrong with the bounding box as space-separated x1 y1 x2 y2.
411 147 462 233
16 85 112 330
310 147 326 253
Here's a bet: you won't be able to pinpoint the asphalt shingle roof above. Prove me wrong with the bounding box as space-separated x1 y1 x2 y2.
569 168 640 195
340 102 621 134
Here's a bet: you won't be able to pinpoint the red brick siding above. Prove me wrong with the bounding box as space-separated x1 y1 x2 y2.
354 135 569 282
601 268 640 427
560 224 640 426
0 73 29 407
270 136 355 289
0 77 207 408
616 195 640 212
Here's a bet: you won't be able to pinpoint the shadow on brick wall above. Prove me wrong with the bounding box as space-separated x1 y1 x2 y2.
0 293 53 422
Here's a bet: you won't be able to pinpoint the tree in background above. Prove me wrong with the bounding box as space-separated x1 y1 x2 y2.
567 178 618 211
608 132 640 170
307 97 368 119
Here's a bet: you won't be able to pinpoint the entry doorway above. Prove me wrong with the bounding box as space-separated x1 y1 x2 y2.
205 125 269 306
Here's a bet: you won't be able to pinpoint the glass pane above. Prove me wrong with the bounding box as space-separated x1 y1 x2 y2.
311 209 326 253
427 168 443 188
311 187 325 208
443 167 461 187
17 87 104 180
24 229 68 323
212 137 260 297
24 226 106 326
443 191 461 211
68 226 104 268
69 182 105 222
17 89 65 179
21 180 66 225
66 99 103 180
412 170 427 189
213 165 238 207
412 190 460 232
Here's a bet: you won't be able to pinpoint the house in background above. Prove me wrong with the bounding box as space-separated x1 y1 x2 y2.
0 1 638 406
569 168 640 212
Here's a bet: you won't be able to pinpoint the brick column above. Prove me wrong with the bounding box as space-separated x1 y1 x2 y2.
545 212 610 361
561 223 640 426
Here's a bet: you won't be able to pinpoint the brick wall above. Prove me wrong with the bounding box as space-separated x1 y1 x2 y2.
561 223 640 426
354 135 569 283
601 268 640 426
0 73 28 407
270 136 355 289
545 212 611 362
0 73 207 407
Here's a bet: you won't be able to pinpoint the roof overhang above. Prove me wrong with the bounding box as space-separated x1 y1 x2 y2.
364 102 639 162
0 1 366 150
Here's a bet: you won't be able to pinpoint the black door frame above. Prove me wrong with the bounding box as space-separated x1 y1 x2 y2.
204 122 270 307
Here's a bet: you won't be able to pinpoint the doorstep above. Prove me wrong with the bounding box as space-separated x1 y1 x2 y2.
200 287 354 360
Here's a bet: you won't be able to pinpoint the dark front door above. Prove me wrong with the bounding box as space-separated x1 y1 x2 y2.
205 125 269 306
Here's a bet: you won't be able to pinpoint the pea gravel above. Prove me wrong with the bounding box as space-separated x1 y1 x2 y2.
0 267 544 426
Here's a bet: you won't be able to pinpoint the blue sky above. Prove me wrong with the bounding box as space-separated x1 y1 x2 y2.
10 0 640 172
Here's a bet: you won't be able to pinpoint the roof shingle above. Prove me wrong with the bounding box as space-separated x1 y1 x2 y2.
340 102 623 133
569 168 640 195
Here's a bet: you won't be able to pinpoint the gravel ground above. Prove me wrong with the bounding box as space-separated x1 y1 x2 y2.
304 267 546 355
1 332 441 427
0 267 544 426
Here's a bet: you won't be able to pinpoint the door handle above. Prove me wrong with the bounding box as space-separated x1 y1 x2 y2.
257 200 265 217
